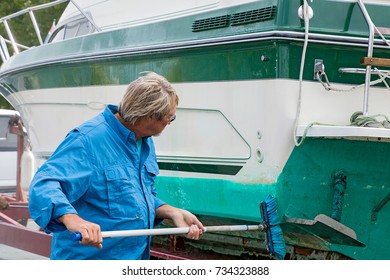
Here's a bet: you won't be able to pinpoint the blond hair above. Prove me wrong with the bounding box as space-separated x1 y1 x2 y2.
118 72 179 124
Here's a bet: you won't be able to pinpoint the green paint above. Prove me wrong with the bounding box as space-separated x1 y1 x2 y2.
156 138 390 260
155 176 275 222
1 0 390 260
282 138 390 260
0 39 383 95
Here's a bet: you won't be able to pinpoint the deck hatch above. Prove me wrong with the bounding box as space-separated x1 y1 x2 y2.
230 6 276 26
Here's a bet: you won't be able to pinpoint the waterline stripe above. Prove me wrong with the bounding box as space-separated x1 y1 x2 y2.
158 162 242 175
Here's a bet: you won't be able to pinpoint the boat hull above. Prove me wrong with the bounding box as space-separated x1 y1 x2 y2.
0 0 389 260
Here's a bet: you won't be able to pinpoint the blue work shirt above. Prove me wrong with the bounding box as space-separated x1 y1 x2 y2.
28 105 165 259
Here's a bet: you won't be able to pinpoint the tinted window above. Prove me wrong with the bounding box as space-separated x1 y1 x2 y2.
49 17 95 43
0 116 17 151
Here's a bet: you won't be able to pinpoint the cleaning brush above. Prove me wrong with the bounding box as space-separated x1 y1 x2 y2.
71 195 286 259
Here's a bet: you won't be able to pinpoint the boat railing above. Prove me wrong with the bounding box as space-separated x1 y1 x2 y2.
313 1 390 115
357 0 375 116
0 0 100 63
295 0 390 144
354 0 390 116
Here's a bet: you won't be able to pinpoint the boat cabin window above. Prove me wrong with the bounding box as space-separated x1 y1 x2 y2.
0 115 17 152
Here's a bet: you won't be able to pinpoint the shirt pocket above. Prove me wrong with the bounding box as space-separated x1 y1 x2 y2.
104 166 141 218
143 161 159 186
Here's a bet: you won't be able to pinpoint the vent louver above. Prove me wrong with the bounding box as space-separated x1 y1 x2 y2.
192 15 230 32
192 6 276 32
231 6 276 26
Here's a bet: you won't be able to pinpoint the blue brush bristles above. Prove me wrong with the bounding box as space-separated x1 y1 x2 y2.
262 195 286 260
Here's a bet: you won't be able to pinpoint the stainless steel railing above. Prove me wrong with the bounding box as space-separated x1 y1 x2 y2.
357 0 375 116
0 0 100 63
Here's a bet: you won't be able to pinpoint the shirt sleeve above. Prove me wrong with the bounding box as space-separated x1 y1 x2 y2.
152 177 165 226
145 156 166 226
28 130 94 233
153 197 166 227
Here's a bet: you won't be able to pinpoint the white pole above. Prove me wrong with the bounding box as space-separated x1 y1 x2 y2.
100 224 263 239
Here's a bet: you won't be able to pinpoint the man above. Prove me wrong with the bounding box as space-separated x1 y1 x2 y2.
28 72 204 259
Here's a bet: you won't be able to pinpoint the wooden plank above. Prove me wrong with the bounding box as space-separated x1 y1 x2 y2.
360 56 390 67
376 27 390 35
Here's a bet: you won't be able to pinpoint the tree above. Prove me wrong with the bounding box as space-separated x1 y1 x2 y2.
0 0 67 109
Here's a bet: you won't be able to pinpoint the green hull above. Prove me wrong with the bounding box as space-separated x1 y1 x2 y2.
0 0 389 260
155 137 389 260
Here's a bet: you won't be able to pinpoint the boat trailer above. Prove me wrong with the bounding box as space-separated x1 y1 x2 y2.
0 114 51 257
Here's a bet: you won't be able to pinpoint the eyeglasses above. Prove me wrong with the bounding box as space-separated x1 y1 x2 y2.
168 114 176 123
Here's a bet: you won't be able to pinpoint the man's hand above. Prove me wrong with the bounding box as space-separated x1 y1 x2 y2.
156 205 204 240
59 214 103 249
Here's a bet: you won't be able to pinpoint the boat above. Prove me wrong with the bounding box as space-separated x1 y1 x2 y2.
0 0 389 260
0 109 18 194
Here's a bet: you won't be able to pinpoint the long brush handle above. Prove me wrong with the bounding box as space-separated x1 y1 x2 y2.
71 224 264 241
69 196 285 259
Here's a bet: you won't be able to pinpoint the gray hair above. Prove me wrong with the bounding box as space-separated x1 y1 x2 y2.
118 72 179 124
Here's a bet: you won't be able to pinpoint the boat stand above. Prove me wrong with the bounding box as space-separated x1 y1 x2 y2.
0 114 51 258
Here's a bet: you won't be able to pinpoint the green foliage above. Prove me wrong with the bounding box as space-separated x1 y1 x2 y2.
0 97 13 109
0 0 67 49
0 0 67 108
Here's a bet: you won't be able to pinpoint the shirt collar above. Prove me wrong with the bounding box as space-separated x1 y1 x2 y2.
103 104 135 143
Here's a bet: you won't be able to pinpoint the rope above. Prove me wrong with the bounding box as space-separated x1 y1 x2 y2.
350 111 390 128
315 68 390 93
314 3 390 93
297 111 390 145
376 69 390 90
293 1 390 146
375 26 390 48
293 0 311 147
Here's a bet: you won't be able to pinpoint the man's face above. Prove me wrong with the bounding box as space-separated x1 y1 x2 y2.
145 105 176 137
